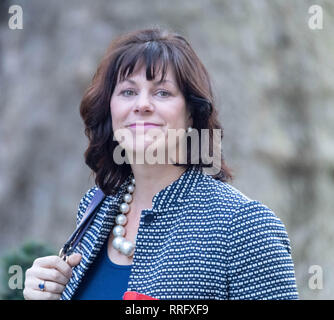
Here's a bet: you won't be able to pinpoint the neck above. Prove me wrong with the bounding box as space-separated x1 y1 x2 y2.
130 164 187 211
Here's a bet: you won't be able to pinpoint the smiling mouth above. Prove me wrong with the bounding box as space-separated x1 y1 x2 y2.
128 123 162 128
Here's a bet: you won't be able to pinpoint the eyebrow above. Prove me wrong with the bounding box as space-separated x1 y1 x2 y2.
119 78 176 87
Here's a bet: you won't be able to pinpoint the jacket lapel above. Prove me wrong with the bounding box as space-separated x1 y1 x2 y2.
62 177 131 299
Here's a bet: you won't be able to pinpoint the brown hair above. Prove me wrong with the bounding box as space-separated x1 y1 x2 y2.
80 27 233 195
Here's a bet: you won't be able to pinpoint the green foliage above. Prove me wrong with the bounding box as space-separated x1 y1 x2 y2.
0 241 55 300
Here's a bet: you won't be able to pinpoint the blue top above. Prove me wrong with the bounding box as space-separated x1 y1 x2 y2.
72 240 132 300
63 166 298 300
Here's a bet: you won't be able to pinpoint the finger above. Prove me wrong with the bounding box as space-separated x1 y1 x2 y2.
66 253 82 268
23 287 61 300
26 278 65 294
31 267 69 286
34 256 73 279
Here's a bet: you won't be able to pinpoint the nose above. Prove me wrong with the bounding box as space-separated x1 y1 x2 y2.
133 92 154 114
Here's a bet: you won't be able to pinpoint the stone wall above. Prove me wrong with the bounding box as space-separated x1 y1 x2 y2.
0 0 333 299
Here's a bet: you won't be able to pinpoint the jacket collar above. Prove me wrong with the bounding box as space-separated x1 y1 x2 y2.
151 165 202 210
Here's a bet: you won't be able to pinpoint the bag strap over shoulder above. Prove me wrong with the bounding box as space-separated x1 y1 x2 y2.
59 188 106 260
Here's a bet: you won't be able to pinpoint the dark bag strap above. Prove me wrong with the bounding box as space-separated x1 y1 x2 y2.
59 188 106 260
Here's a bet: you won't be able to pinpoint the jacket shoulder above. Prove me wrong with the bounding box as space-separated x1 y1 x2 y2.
197 173 254 209
197 174 285 228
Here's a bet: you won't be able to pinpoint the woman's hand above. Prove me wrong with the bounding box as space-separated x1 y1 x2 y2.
23 253 82 300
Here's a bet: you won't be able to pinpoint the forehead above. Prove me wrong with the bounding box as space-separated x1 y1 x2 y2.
118 73 177 89
116 58 176 85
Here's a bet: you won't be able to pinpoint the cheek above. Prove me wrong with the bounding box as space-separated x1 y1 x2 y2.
110 108 118 131
110 101 127 130
166 104 188 128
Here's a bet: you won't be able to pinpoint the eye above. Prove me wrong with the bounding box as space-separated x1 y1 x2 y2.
120 89 136 97
156 90 171 97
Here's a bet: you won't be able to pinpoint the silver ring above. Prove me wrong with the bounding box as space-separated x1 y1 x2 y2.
38 280 46 291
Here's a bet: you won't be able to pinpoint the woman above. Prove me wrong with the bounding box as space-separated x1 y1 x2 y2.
23 28 298 300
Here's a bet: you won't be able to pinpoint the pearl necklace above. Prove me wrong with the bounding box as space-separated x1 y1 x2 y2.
111 177 136 257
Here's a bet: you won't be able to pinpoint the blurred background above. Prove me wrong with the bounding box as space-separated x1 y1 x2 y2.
0 0 333 299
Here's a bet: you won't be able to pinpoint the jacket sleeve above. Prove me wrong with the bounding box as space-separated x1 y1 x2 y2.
226 200 299 300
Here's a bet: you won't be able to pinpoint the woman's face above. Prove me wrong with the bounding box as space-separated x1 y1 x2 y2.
110 63 191 163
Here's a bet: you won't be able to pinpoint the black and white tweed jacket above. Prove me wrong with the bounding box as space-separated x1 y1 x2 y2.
61 166 298 300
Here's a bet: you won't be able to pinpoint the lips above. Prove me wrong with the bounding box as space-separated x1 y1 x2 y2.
128 122 162 128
